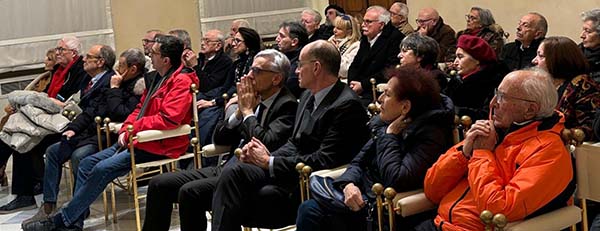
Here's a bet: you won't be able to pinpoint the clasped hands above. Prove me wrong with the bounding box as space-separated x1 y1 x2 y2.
239 137 270 169
462 120 497 159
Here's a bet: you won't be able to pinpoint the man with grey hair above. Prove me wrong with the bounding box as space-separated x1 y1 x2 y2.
389 2 414 36
500 12 547 71
183 29 233 93
142 49 298 231
302 8 332 43
580 8 600 82
421 69 575 230
142 29 162 71
416 7 457 62
22 47 145 225
348 5 404 106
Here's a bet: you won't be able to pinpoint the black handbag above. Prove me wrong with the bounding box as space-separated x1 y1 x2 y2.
309 175 352 213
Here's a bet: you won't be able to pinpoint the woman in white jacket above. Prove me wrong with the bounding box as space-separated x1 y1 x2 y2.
328 15 360 82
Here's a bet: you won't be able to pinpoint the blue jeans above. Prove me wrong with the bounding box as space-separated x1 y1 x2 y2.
58 144 165 227
43 141 98 203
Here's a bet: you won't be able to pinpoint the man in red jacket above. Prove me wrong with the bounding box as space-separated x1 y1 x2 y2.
24 34 199 231
420 69 575 231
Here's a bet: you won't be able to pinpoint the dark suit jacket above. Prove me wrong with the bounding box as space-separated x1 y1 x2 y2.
45 56 87 101
347 22 404 104
212 87 298 151
194 50 233 93
309 24 334 43
271 81 370 188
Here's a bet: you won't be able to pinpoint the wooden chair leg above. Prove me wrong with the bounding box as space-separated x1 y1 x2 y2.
582 198 589 231
102 189 109 222
111 183 117 223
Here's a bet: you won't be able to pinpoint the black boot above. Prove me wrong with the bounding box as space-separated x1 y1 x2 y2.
0 195 36 214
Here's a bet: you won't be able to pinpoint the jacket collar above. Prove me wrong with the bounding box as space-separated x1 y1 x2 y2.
499 112 564 145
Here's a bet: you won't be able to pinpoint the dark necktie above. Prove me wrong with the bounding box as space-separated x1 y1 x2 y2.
305 95 315 113
83 81 93 94
255 103 266 125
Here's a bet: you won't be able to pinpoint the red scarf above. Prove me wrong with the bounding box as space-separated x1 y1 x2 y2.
47 56 79 98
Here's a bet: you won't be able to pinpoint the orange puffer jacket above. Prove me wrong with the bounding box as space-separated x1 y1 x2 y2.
424 113 574 231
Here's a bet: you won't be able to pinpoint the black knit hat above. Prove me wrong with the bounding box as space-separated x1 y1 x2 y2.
324 4 345 16
237 27 262 53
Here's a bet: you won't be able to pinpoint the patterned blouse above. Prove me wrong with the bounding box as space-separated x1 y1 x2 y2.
556 74 600 141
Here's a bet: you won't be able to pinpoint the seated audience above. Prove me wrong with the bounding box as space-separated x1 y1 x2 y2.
23 34 199 231
328 15 360 81
389 2 414 36
142 29 163 72
399 33 449 92
23 48 144 226
324 4 345 27
302 9 333 43
415 7 456 62
420 69 575 230
296 66 455 231
446 35 508 120
0 36 87 213
580 8 600 83
500 12 547 71
456 6 507 56
199 27 261 147
210 40 369 230
142 49 297 231
348 5 404 106
532 36 600 141
275 21 308 98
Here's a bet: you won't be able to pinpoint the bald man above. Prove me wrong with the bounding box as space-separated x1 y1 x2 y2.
416 8 457 62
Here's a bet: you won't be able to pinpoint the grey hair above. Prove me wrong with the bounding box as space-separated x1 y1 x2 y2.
254 49 291 86
582 8 600 34
302 9 322 23
233 19 250 28
120 48 146 73
168 29 192 49
400 34 440 67
528 12 548 37
392 2 409 17
520 68 557 119
207 29 226 47
366 5 391 24
471 6 496 27
98 45 116 71
61 36 82 54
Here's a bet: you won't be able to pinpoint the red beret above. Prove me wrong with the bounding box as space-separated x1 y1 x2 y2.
457 35 497 64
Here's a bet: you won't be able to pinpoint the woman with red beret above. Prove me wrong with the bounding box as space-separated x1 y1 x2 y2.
445 35 508 120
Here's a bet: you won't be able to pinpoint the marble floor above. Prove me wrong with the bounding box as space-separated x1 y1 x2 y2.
0 157 296 231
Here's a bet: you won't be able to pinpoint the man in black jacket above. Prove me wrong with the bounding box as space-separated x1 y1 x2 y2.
210 40 370 230
142 49 297 231
348 5 404 106
500 12 547 71
21 48 145 225
276 21 308 98
302 9 332 43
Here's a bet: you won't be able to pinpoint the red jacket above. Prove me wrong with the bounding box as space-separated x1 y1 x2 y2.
119 64 199 158
424 113 574 231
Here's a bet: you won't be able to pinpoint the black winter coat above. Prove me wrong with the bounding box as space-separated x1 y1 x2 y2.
333 95 455 201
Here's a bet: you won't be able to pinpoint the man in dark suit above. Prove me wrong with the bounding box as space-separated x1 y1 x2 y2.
210 40 370 230
142 49 297 231
348 5 404 106
302 9 333 43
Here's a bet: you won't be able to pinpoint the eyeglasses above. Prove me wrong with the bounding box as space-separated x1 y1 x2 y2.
297 60 318 68
250 66 279 75
142 39 156 45
363 19 380 25
465 15 479 21
85 54 101 60
494 88 536 103
415 18 433 24
202 38 220 44
55 47 74 53
232 38 244 45
390 11 401 17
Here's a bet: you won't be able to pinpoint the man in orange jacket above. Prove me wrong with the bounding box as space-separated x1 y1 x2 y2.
420 69 575 231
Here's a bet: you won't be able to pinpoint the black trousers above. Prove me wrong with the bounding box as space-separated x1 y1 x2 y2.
0 133 60 196
142 165 220 231
211 161 299 231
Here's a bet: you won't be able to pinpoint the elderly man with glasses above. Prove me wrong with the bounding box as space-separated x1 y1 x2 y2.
419 69 575 230
415 7 457 62
347 5 404 106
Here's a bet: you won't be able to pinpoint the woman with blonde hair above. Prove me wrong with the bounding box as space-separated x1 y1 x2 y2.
328 15 360 81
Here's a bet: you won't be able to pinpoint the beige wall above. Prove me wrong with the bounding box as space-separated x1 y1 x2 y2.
407 0 600 42
110 0 202 55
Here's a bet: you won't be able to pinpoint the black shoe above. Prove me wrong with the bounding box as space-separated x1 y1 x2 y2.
33 182 43 195
22 218 55 231
0 195 36 214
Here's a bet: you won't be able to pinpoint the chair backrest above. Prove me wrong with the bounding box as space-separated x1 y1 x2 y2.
575 142 600 202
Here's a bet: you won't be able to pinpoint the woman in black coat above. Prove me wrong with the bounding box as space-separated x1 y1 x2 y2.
296 66 455 231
